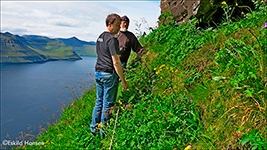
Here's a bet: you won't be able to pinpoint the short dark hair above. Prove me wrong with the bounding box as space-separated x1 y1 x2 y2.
106 13 121 27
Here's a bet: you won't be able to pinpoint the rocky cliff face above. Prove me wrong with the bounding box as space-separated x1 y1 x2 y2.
160 0 255 26
161 0 200 25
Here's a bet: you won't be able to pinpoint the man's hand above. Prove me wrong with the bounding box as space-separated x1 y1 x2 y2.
122 80 129 90
137 48 147 54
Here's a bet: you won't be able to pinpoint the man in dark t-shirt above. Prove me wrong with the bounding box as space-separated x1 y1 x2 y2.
115 15 148 69
90 13 128 137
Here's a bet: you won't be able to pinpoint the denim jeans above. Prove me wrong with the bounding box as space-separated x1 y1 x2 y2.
90 72 119 135
121 62 127 69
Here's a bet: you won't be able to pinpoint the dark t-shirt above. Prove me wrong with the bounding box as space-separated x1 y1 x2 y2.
95 31 120 72
115 31 144 63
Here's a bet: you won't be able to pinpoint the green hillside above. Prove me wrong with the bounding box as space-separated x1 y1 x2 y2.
19 3 266 150
23 35 81 60
72 45 96 57
0 33 47 63
1 33 81 63
56 37 97 56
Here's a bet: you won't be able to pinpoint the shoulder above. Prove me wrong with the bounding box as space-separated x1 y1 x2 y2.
125 31 135 36
103 32 117 42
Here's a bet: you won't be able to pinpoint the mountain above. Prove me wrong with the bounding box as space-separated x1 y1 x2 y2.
56 37 96 56
0 32 81 63
1 32 47 63
22 35 82 60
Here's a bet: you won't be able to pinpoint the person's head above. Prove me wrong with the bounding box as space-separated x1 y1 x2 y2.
106 13 122 35
120 15 130 32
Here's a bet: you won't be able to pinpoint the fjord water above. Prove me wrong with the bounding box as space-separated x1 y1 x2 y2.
1 56 97 142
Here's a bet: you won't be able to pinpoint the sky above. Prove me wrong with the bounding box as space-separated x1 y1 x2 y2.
1 1 161 42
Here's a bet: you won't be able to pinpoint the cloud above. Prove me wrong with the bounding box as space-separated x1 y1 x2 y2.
1 1 161 41
1 27 28 35
47 18 80 27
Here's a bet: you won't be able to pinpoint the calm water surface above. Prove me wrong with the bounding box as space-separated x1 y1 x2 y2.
1 56 97 144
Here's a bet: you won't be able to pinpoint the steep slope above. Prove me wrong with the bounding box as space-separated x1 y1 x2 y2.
0 32 47 63
56 37 96 56
17 3 267 150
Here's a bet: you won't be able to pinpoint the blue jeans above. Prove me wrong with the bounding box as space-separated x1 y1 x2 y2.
121 62 127 69
90 72 119 135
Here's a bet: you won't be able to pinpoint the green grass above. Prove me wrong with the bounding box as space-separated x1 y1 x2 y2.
73 45 97 57
19 2 266 150
28 40 80 59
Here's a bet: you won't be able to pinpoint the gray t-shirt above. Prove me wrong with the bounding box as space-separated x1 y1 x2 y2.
95 31 120 72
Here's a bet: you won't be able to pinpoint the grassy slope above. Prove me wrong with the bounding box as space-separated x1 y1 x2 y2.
21 4 266 150
73 45 97 57
26 39 81 60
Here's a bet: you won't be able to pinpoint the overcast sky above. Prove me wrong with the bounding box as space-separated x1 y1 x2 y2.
1 1 161 42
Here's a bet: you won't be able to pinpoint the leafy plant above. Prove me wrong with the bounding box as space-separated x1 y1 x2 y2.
239 129 267 150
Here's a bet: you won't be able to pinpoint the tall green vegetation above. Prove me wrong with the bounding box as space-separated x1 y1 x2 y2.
20 2 266 150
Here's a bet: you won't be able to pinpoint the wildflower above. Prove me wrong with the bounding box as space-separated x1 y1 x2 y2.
231 120 235 123
262 22 267 29
62 104 66 108
160 77 163 79
238 29 242 34
118 99 122 105
153 110 158 113
159 64 165 68
184 143 192 150
190 96 193 102
121 106 125 111
126 104 131 109
100 122 103 128
261 0 264 3
151 88 156 93
229 7 232 10
71 103 74 106
221 1 226 5
22 145 26 149
154 68 157 71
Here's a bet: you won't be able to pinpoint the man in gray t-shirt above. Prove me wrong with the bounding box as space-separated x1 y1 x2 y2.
90 13 128 137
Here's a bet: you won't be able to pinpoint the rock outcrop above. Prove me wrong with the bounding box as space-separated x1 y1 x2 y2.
160 0 255 26
161 0 200 25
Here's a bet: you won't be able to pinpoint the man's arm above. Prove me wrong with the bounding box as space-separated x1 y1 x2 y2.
112 55 129 90
130 33 147 54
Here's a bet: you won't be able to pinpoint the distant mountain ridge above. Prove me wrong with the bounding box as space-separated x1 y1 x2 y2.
56 37 96 56
0 32 82 63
